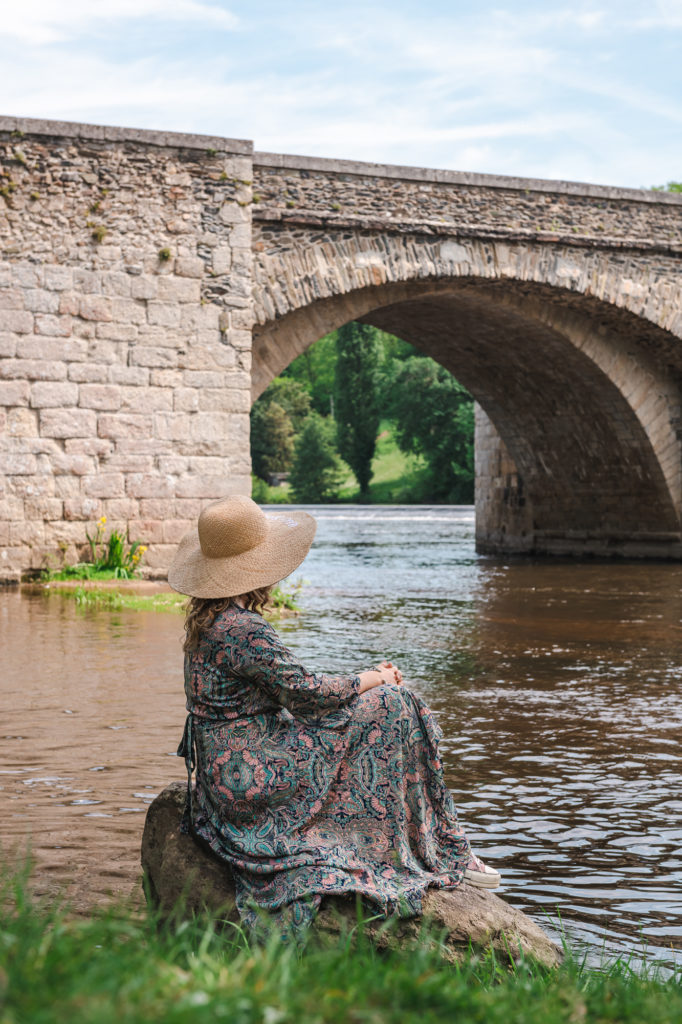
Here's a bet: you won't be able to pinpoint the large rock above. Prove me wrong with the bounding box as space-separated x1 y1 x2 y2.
142 783 561 968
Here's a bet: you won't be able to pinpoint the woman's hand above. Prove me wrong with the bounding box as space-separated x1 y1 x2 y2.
357 660 403 693
377 660 402 685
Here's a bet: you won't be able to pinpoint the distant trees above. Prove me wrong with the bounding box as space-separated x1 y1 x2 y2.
334 322 381 497
250 322 475 504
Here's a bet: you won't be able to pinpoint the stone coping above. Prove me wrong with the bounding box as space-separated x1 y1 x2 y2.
0 114 252 154
1 114 677 203
254 150 682 205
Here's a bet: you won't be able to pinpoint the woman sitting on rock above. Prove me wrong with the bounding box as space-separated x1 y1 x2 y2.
169 495 500 937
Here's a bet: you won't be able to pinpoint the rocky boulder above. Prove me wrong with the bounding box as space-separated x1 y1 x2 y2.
141 783 561 968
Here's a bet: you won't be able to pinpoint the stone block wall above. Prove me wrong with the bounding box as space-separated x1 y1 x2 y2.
0 117 254 581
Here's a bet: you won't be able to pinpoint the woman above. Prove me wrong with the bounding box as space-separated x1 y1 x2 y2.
169 495 500 936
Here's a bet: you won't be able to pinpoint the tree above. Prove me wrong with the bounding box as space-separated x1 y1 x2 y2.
256 377 311 431
289 412 346 503
250 378 311 480
334 322 381 497
388 357 474 502
250 401 294 480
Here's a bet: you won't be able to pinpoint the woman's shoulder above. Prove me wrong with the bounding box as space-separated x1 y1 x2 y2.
212 604 274 638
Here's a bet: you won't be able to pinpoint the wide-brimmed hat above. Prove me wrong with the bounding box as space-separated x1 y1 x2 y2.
168 495 316 599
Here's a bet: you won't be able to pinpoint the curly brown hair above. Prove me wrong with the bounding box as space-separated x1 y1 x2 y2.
182 586 274 653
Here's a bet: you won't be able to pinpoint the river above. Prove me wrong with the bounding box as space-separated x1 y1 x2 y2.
1 506 681 965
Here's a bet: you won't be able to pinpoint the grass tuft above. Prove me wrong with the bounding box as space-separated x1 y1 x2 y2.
1 865 680 1024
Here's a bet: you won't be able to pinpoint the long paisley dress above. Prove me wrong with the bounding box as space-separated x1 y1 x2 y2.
178 605 473 934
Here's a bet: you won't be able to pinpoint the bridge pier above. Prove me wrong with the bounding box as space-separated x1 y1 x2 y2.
475 406 682 560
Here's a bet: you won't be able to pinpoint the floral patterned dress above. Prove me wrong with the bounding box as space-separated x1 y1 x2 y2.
178 605 473 934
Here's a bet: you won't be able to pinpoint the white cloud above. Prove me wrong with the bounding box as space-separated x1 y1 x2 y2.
0 0 680 188
0 0 238 45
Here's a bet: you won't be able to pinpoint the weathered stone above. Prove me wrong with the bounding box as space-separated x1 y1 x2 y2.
79 295 113 322
97 413 153 440
0 359 67 381
34 314 72 337
30 382 79 408
0 380 30 406
175 257 204 278
23 289 59 314
67 362 109 383
63 496 101 521
78 384 122 410
141 784 561 968
40 408 96 438
81 473 125 498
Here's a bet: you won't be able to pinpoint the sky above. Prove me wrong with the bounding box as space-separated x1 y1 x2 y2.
1 0 680 189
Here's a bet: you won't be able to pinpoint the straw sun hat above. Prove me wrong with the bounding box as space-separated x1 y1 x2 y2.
168 495 317 599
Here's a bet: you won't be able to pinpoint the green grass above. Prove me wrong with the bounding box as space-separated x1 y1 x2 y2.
43 582 302 618
338 421 430 503
1 866 681 1024
42 565 139 582
254 423 430 505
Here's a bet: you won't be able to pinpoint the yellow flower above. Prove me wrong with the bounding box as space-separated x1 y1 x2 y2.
98 515 107 526
139 546 148 553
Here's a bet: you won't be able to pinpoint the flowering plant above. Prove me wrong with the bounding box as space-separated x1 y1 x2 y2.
84 516 147 578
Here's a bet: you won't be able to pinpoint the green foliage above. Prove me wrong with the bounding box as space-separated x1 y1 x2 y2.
269 578 304 612
158 247 172 262
289 412 346 502
2 865 682 1024
337 420 431 503
266 325 473 504
42 516 148 581
283 331 339 415
69 587 187 612
651 181 682 192
90 223 108 243
250 378 311 480
334 321 381 496
251 474 291 504
389 357 475 502
258 377 312 431
83 516 146 577
251 401 295 479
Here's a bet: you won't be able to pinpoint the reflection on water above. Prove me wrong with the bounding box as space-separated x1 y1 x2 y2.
1 506 681 964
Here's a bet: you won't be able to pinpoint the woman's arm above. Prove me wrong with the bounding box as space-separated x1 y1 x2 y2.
233 617 362 725
357 660 403 693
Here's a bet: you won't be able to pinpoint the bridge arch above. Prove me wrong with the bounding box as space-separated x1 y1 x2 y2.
252 233 682 558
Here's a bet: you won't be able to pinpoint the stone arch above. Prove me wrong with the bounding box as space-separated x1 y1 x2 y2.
252 232 682 557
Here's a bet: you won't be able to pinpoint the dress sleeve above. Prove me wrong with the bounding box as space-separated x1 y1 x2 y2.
235 616 361 728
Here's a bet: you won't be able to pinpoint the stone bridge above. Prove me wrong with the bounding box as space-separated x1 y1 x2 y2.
1 116 681 580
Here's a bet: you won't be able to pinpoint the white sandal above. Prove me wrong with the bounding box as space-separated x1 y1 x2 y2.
464 856 502 889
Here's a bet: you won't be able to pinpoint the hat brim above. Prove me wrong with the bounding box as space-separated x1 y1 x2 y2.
167 509 317 599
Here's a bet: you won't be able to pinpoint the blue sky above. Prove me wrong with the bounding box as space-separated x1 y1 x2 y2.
2 0 680 188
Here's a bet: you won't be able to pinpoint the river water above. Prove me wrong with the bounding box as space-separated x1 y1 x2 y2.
1 506 681 965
